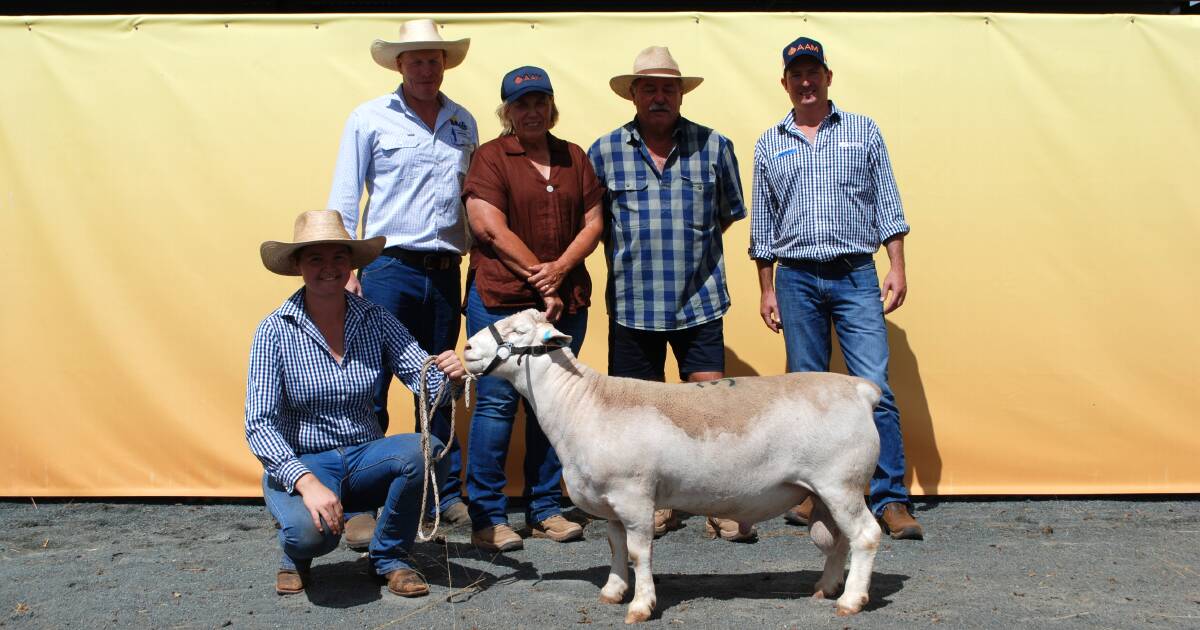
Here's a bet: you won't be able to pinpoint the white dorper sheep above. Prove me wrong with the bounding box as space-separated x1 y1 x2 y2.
462 309 884 623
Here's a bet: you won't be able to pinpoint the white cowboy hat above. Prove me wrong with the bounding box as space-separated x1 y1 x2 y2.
260 210 385 276
609 46 703 100
370 19 470 72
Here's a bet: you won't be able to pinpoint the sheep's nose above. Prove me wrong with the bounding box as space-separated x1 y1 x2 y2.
463 343 473 352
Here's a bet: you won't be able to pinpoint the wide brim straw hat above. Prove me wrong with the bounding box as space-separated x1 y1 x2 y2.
609 46 703 100
260 210 385 276
370 19 470 72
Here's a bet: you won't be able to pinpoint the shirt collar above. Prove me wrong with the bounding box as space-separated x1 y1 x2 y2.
499 132 568 157
623 116 692 150
278 287 368 330
391 85 466 124
778 100 842 135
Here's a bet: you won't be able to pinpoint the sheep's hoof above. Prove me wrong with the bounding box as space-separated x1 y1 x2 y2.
624 603 652 624
835 605 859 617
834 593 868 616
812 590 827 600
599 592 624 604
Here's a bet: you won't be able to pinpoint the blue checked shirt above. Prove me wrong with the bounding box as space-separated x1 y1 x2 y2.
749 103 909 263
327 86 478 254
245 289 452 492
588 118 747 331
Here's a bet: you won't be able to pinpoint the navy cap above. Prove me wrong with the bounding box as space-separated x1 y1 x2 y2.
501 66 553 103
781 37 828 69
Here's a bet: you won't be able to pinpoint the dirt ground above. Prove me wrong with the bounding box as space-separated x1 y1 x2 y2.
1 497 1197 629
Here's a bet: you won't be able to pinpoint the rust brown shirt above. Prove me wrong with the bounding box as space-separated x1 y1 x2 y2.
462 133 604 314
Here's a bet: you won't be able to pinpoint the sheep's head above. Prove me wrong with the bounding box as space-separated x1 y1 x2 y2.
463 309 573 377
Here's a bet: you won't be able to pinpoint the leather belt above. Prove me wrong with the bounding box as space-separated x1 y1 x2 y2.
381 247 461 271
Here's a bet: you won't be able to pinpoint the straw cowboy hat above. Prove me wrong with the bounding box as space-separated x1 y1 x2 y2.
260 210 385 276
370 19 470 72
609 46 703 100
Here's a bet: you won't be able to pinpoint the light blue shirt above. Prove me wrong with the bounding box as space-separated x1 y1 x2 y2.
750 103 909 263
327 86 478 254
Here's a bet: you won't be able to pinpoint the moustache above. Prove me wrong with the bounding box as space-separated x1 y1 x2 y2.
648 104 672 113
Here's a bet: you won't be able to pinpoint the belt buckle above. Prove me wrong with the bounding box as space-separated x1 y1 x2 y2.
422 253 446 270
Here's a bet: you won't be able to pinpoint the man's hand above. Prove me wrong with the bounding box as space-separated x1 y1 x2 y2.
760 290 782 333
345 274 363 297
295 473 343 535
527 261 565 296
435 349 466 383
881 267 907 314
543 295 564 323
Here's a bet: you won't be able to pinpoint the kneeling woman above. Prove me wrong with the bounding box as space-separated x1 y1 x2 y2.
245 210 465 597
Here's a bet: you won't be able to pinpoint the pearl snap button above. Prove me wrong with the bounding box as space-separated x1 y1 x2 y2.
546 185 554 192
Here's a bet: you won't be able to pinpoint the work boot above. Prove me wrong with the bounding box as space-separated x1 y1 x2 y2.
530 515 584 542
385 568 429 598
441 501 471 526
471 523 524 552
783 496 814 526
344 513 376 551
275 568 308 595
879 503 924 540
704 517 758 542
653 509 682 538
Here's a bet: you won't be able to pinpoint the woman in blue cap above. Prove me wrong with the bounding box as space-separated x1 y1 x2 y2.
461 66 604 552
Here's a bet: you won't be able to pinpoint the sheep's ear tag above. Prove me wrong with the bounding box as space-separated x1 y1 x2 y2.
496 344 512 360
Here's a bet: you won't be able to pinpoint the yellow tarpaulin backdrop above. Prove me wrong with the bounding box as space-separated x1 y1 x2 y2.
2 12 1197 497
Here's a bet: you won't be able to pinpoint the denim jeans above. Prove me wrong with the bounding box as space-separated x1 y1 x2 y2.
463 283 588 530
262 434 446 575
774 256 910 515
359 254 463 513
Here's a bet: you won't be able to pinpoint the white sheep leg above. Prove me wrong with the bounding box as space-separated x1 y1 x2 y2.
600 520 629 604
808 497 848 599
820 491 881 616
622 523 656 624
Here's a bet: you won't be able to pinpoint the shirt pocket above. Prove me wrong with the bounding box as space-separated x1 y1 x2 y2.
609 175 648 230
833 144 871 195
374 133 424 178
679 172 717 230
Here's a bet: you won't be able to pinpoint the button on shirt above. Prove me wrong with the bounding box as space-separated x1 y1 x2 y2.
245 289 453 492
327 87 479 254
588 118 747 331
463 133 604 315
749 103 909 263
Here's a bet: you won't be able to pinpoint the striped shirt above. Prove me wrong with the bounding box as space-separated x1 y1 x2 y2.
244 289 451 492
327 86 478 254
749 103 909 263
588 117 746 331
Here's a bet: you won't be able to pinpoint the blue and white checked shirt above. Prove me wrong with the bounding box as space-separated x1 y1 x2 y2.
749 103 909 263
588 118 746 331
245 289 451 492
327 86 478 254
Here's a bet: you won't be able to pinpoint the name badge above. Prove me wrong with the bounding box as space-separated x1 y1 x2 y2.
838 141 864 148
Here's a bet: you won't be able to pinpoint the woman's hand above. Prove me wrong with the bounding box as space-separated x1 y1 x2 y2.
295 473 343 535
527 260 566 296
542 295 564 323
435 349 467 383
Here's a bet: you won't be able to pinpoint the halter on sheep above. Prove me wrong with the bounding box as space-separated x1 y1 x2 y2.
463 309 885 623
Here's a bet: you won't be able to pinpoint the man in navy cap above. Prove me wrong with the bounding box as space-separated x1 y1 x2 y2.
748 37 923 540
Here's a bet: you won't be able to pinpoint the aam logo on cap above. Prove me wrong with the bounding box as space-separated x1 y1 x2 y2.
787 42 821 56
513 73 543 85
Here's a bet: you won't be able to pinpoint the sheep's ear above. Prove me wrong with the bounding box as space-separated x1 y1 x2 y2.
540 327 572 348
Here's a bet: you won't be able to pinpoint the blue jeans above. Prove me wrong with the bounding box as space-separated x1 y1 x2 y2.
359 254 463 512
262 434 446 575
464 283 588 530
774 256 910 516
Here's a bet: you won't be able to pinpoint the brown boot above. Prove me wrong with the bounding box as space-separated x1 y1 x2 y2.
441 501 471 526
879 503 924 540
783 496 814 526
704 517 758 542
653 509 682 538
275 568 307 595
530 515 584 542
344 513 376 551
385 568 429 598
471 523 524 552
